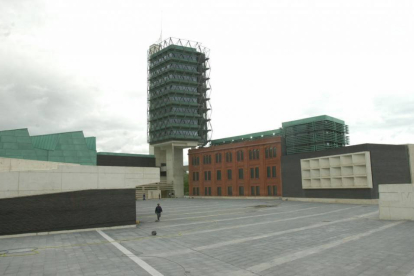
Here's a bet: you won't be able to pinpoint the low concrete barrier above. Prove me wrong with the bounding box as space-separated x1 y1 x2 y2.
379 184 414 221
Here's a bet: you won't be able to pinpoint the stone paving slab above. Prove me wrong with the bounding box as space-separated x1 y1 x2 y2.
0 198 413 276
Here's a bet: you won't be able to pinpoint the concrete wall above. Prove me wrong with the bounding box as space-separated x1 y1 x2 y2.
0 157 160 199
281 144 412 199
408 144 414 186
0 189 136 235
379 184 414 221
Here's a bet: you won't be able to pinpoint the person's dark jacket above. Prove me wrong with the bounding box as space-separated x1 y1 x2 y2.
155 206 163 214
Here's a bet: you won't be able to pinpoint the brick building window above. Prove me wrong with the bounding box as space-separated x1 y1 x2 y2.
239 186 244 196
268 185 277 196
237 150 244 161
216 153 222 163
238 168 244 179
227 186 233 196
255 167 259 179
227 169 232 180
266 147 277 158
217 170 221 180
192 156 200 165
251 186 255 196
250 168 254 179
249 149 260 160
203 155 212 164
256 186 260 196
204 171 211 181
226 152 232 162
267 166 276 178
217 187 222 196
192 172 199 181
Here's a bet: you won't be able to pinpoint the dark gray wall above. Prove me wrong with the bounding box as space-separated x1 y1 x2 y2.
97 155 156 167
0 189 136 236
281 144 411 199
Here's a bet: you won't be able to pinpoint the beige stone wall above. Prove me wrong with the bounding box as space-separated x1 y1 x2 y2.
0 157 160 199
379 184 414 221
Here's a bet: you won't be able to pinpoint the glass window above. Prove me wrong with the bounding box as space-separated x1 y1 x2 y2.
239 186 244 196
268 186 272 196
217 170 221 180
256 186 260 196
196 187 199 195
208 171 211 180
273 185 277 196
249 150 252 160
205 187 207 195
250 168 254 179
227 169 232 180
272 166 276 178
265 148 269 158
227 186 233 196
251 186 255 196
267 166 271 178
241 150 244 160
255 167 259 179
217 187 222 196
239 168 244 179
273 147 277 157
204 171 208 180
208 187 211 196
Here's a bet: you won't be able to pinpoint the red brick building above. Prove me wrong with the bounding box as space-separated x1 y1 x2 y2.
188 136 282 197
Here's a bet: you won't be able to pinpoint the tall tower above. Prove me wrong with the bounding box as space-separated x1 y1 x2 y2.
147 37 212 197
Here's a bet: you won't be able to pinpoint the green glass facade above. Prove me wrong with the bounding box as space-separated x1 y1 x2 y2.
0 129 97 165
147 38 211 145
283 115 349 155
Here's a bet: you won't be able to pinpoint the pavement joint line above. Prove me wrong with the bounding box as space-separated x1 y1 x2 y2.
246 220 405 273
191 211 379 252
146 205 333 228
149 203 304 222
172 205 365 236
150 209 377 258
97 230 164 276
136 204 287 218
135 200 310 212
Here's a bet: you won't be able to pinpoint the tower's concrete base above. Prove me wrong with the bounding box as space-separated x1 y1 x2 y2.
150 141 197 197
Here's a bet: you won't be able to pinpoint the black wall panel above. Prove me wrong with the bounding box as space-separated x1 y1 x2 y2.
281 144 411 199
97 155 156 167
0 189 136 236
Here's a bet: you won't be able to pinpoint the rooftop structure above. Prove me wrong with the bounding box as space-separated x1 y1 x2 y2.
211 128 283 146
0 128 97 165
282 115 349 155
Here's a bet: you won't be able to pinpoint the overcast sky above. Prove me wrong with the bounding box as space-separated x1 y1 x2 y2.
1 0 414 161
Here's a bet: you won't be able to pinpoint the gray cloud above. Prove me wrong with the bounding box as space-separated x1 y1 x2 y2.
0 49 148 154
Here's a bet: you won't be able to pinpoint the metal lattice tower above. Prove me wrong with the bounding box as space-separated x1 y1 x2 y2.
282 115 349 155
147 37 212 146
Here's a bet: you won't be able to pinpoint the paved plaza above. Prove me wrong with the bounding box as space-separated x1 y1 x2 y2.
1 198 414 276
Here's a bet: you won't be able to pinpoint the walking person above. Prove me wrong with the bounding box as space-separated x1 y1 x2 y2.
155 203 163 222
143 193 146 200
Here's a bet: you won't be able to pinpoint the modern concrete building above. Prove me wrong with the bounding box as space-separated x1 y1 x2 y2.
281 143 412 201
0 128 160 235
147 37 212 197
189 131 283 197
